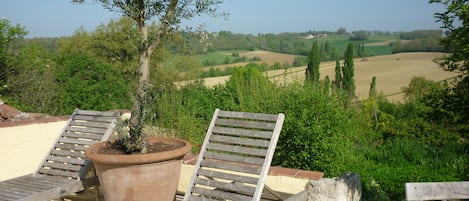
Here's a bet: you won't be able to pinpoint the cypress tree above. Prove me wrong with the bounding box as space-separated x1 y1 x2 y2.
342 43 356 98
305 41 320 83
333 59 342 89
369 76 377 98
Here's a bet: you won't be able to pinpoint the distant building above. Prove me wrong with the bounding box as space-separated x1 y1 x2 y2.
304 33 327 40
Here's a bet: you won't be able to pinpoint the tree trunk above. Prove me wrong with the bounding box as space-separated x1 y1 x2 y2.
128 25 153 151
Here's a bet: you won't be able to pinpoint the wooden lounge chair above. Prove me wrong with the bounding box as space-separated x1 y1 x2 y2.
0 109 118 201
405 181 469 200
183 109 285 201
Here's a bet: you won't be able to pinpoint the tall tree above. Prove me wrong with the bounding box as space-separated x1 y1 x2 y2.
342 43 356 98
305 41 320 83
75 0 224 153
369 76 377 98
333 59 342 90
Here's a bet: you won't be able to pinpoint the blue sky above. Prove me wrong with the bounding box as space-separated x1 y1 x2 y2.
1 0 446 38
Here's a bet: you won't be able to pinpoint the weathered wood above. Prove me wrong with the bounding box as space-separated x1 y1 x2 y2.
191 186 253 201
212 126 273 139
75 109 117 117
73 115 115 123
69 120 112 128
204 151 265 165
215 118 277 130
197 168 259 185
218 110 279 121
194 177 256 196
41 161 82 172
206 143 268 157
54 143 88 151
200 160 262 175
46 155 86 165
405 181 469 200
65 126 109 134
62 132 104 140
38 168 80 179
57 137 97 145
210 134 271 147
0 109 118 201
184 109 284 201
50 149 85 158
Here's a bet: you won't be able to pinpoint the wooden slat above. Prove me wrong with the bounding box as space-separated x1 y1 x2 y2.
62 132 104 140
54 143 88 151
210 134 271 147
41 161 82 172
406 181 469 200
206 143 267 157
212 126 273 139
69 120 112 128
204 152 265 165
218 110 279 121
197 168 259 185
191 186 253 201
73 115 115 123
194 177 256 196
200 160 261 175
50 150 85 158
57 137 97 145
65 126 108 134
216 118 276 130
75 109 117 117
38 168 79 178
46 155 86 165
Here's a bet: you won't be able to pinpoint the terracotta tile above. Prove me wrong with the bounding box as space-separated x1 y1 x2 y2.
270 167 300 177
295 170 324 180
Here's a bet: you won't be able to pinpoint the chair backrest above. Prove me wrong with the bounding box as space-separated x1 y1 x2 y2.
405 181 469 200
33 109 118 180
184 109 285 201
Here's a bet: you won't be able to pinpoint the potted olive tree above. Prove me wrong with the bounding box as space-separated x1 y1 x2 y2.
76 0 225 200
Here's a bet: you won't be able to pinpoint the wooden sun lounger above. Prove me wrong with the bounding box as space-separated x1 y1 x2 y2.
183 109 285 201
0 109 118 201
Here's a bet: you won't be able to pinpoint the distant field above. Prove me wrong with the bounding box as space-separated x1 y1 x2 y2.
201 51 299 71
184 51 459 102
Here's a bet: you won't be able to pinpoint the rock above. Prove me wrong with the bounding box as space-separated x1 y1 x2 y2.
307 172 361 201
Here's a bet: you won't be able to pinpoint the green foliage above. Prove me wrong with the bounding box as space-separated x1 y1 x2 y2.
349 31 368 41
400 29 443 40
390 38 446 53
0 18 28 86
402 76 442 102
342 43 356 98
305 41 320 83
53 53 131 114
4 44 58 113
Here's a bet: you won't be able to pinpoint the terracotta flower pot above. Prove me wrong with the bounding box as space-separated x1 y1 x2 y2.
85 136 191 201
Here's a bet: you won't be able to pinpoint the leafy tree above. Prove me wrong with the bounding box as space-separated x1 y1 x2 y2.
430 0 469 74
430 0 469 131
0 18 27 86
342 43 356 98
337 27 347 34
5 45 57 113
54 53 132 114
402 76 441 102
75 0 225 153
305 41 320 83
